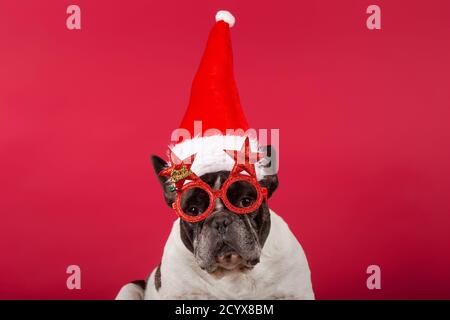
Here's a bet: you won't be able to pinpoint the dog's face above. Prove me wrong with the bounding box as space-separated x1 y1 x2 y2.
151 146 278 275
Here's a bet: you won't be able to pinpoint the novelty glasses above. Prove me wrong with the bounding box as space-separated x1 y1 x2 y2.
159 138 268 223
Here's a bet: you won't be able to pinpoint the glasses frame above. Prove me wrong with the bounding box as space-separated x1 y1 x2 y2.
172 163 268 223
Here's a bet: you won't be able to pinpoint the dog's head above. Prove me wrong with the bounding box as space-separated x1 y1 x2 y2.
151 146 278 275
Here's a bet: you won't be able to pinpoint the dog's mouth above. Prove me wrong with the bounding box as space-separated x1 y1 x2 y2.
205 244 260 276
216 251 244 270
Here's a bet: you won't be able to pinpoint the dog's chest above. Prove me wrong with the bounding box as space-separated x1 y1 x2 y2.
154 263 283 300
201 273 263 299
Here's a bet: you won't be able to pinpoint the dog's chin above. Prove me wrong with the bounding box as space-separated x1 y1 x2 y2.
209 262 253 279
199 251 260 279
195 239 262 276
216 252 246 270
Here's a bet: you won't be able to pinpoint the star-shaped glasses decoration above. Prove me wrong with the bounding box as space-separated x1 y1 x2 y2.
159 152 197 191
224 137 264 177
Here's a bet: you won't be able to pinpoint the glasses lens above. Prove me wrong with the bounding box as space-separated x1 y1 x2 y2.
225 180 258 210
180 187 211 217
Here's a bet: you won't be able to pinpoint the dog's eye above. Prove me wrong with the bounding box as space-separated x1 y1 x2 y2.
240 197 254 208
188 206 200 215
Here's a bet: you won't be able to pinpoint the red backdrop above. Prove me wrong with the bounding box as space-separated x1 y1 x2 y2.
1 0 450 299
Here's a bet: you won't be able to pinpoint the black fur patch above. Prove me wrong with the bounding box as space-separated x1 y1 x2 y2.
131 279 146 290
154 263 162 291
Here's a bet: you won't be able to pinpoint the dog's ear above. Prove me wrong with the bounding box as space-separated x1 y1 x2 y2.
257 145 279 198
151 155 176 207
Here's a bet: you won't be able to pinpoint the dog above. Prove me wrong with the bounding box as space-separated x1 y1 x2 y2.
116 145 314 300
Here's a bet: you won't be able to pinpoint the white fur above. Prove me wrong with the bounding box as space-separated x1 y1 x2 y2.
117 210 314 300
116 283 145 300
215 10 235 28
170 135 268 180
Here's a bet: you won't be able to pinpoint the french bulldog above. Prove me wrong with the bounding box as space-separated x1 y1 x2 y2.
116 146 314 300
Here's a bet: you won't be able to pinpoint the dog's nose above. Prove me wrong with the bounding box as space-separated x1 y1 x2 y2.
212 213 232 234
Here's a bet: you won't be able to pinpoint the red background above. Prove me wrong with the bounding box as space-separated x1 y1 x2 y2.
1 0 450 299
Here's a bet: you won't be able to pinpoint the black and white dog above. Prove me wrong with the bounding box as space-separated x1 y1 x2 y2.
116 141 314 300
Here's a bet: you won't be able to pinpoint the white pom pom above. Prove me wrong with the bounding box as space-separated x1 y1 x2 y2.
215 10 235 28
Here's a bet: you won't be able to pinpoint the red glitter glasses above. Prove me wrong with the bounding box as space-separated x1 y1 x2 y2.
159 138 268 223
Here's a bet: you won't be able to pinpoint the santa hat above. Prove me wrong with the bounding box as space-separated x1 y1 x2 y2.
169 10 267 180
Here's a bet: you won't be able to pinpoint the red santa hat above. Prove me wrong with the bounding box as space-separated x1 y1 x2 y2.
169 10 266 180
